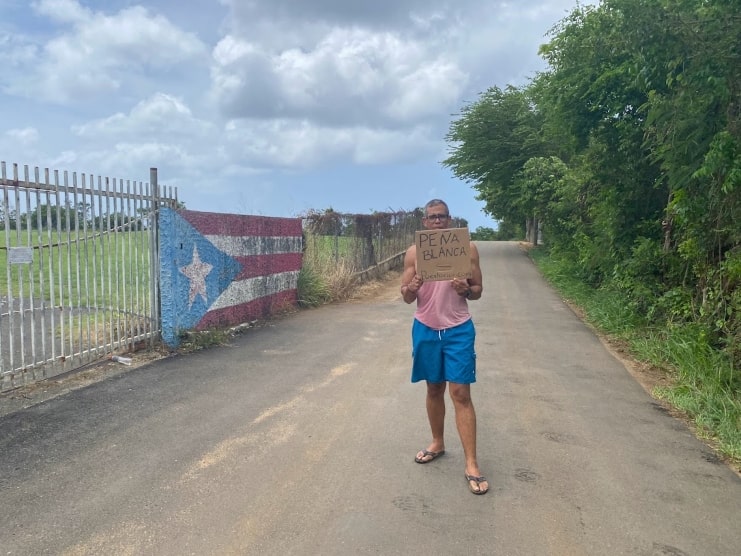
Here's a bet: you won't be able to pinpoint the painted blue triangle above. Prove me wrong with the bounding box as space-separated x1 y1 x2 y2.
160 208 242 334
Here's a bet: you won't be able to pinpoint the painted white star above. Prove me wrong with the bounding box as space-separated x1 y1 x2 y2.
179 245 213 308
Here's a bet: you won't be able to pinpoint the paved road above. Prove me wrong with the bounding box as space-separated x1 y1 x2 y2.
1 242 739 555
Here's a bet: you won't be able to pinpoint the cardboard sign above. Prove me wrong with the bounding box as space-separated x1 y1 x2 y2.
415 227 472 281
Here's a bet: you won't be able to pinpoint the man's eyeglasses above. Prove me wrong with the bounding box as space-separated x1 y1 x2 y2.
424 214 450 221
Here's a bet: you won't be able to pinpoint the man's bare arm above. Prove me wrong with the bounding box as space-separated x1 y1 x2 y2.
467 243 483 300
452 242 483 300
400 246 421 304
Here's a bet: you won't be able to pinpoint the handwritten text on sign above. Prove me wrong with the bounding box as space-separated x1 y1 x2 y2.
415 227 472 281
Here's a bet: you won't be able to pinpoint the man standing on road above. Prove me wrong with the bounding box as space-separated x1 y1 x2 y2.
400 199 488 495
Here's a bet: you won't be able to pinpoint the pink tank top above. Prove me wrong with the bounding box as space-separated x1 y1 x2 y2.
414 280 471 330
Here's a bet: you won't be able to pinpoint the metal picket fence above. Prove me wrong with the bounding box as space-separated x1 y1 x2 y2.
0 163 177 391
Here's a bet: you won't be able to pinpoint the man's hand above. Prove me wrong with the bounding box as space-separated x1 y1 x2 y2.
407 274 423 294
451 278 471 297
450 278 471 295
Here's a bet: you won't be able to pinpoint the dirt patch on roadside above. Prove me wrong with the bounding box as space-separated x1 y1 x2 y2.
348 270 403 303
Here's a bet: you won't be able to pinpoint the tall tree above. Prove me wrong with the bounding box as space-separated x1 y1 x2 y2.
536 0 668 279
443 85 548 229
443 0 740 363
538 0 740 358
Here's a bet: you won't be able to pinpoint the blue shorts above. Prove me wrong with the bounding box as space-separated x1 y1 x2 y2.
411 318 476 384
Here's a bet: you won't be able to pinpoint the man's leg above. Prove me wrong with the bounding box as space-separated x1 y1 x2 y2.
449 383 489 493
416 381 446 462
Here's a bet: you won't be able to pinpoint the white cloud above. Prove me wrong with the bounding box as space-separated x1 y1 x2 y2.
32 0 91 24
73 93 212 138
59 141 198 182
211 27 467 128
223 118 437 168
0 0 584 228
0 127 42 167
352 126 438 165
48 150 79 169
205 0 580 175
63 94 224 182
0 32 39 72
6 127 39 146
6 0 208 103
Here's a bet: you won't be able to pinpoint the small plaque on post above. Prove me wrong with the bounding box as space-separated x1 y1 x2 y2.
8 247 34 265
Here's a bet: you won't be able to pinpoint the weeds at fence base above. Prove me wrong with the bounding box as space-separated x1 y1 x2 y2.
178 329 231 352
298 257 357 307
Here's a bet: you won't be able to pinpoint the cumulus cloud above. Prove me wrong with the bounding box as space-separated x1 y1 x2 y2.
0 127 41 166
6 127 39 146
221 118 438 169
222 0 490 33
211 27 466 128
32 0 92 24
210 0 478 133
6 0 208 103
61 92 223 184
73 93 212 138
208 0 576 170
0 32 40 73
54 140 212 185
0 0 583 224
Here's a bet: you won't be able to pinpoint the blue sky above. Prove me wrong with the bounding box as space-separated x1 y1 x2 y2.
0 0 583 230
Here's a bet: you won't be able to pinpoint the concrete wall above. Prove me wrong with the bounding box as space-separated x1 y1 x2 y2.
159 208 303 347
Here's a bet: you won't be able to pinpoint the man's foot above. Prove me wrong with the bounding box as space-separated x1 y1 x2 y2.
465 473 489 495
414 449 445 464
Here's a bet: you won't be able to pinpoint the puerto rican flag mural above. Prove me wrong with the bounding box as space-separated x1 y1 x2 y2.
159 208 303 347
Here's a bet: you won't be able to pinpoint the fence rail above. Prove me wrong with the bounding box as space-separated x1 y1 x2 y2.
0 162 177 391
301 209 468 276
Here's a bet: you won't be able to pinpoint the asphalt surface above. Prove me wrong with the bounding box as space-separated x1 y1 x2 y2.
1 241 739 556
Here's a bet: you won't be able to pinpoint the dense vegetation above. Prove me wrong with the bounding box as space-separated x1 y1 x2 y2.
444 0 739 461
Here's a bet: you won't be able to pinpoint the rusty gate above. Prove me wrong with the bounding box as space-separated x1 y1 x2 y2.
0 162 178 392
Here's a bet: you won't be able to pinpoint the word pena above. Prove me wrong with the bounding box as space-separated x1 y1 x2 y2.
415 227 472 281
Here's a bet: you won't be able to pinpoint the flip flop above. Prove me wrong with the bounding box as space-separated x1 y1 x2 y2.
465 473 489 495
414 449 445 464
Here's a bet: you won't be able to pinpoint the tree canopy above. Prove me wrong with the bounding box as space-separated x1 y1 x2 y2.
444 0 740 366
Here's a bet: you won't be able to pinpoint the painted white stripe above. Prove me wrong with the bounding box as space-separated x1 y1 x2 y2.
209 270 300 311
205 235 302 257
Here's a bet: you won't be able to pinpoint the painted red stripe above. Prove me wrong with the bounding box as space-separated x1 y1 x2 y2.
196 290 299 330
233 253 302 280
181 210 303 237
